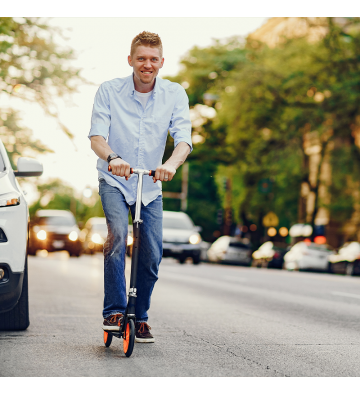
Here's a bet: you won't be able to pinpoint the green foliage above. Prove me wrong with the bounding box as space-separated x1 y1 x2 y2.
0 17 85 139
165 18 360 244
214 18 360 238
29 178 104 227
0 108 52 169
168 36 247 106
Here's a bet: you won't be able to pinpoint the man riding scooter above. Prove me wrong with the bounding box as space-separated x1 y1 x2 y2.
89 31 192 343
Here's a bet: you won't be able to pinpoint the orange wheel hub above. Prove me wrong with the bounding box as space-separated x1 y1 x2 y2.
123 323 130 353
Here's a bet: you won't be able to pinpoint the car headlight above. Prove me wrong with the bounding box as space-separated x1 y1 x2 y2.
91 233 103 244
0 193 20 208
127 235 133 246
189 234 201 245
69 231 78 241
37 230 47 240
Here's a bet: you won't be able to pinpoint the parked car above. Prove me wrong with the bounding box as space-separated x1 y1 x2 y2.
284 241 333 272
0 138 43 330
328 241 360 276
81 217 107 254
162 211 202 264
28 210 82 257
81 217 134 256
252 241 288 269
207 236 252 266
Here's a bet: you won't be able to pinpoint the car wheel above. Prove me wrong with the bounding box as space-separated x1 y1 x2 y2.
327 262 333 274
0 257 29 331
346 263 354 276
193 257 201 265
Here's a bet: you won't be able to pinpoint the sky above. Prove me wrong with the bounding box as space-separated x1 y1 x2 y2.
1 17 270 204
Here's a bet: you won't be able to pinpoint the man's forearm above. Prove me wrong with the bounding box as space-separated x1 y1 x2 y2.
164 142 191 170
90 135 115 161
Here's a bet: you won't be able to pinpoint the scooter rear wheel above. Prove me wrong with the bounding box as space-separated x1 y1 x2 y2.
104 330 113 347
123 319 135 357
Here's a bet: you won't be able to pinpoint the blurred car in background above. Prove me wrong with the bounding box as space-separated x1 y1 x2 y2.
284 241 333 272
207 236 252 266
80 217 134 256
252 241 288 269
328 241 360 276
0 138 43 330
28 210 82 257
81 217 107 254
162 211 202 264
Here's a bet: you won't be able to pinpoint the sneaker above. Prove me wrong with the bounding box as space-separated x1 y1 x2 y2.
102 313 123 331
135 322 154 343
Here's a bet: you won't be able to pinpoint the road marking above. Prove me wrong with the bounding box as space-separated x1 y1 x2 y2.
331 291 360 300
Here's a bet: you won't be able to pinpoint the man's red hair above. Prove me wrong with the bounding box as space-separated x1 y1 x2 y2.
130 31 163 57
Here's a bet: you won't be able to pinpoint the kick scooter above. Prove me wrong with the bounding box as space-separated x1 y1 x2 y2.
103 166 155 358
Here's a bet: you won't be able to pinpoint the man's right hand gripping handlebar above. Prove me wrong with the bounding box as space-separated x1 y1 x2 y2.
108 159 155 180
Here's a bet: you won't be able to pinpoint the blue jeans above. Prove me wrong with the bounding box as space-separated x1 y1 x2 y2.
99 179 163 322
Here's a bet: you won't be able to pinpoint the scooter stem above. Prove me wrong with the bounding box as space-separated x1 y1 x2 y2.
127 168 153 316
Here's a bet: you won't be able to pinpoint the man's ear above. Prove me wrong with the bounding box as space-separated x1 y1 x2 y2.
160 57 164 68
128 55 132 67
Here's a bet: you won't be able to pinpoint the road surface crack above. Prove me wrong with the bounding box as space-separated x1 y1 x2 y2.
182 330 288 376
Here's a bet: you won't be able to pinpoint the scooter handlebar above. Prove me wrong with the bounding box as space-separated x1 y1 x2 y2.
108 165 155 177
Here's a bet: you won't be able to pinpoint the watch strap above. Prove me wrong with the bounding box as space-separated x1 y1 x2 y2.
107 153 121 163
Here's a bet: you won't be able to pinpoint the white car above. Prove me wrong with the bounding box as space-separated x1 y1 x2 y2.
162 211 202 264
0 139 43 330
207 235 252 266
284 241 333 272
328 241 360 275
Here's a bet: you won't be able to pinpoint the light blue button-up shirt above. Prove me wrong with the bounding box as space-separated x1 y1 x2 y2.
88 75 192 206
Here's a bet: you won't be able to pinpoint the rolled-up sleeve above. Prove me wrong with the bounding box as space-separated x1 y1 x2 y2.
88 83 111 140
169 87 193 153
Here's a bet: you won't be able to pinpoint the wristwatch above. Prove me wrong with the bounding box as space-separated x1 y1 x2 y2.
107 153 121 163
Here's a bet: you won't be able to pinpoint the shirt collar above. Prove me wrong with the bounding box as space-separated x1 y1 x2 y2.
129 73 158 96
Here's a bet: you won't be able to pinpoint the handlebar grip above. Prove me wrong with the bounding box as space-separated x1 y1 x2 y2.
108 166 155 177
108 166 134 173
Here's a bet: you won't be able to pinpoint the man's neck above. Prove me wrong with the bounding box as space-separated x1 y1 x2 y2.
133 74 155 93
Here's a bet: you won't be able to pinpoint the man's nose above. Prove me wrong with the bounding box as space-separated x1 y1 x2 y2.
144 59 152 68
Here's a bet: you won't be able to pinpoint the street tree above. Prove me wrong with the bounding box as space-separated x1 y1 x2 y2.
216 17 360 244
163 37 248 240
0 17 84 140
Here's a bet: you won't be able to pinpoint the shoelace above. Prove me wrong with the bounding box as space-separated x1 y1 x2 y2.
109 313 123 326
138 322 151 333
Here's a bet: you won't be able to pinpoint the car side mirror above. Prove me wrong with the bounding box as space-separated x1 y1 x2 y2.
14 157 43 177
195 226 202 233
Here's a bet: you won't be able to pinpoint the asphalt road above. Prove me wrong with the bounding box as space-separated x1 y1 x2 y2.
1 252 360 377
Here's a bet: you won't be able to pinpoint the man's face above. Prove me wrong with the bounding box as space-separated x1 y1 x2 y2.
128 45 164 88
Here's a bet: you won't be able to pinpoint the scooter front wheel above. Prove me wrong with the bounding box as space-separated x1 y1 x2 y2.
123 319 135 357
104 330 113 347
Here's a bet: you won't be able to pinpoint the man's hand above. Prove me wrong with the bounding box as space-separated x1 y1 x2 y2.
109 158 131 180
153 163 176 183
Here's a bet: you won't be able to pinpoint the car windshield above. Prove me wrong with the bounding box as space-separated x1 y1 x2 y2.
93 223 107 232
229 241 250 249
0 150 5 172
163 216 194 230
38 216 76 226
